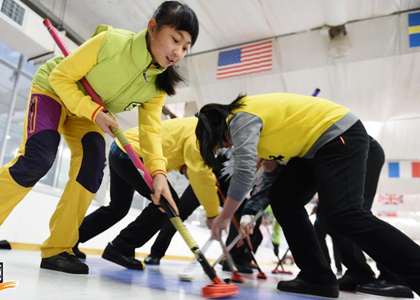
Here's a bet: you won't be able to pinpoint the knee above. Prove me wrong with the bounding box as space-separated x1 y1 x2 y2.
76 132 106 193
9 130 60 187
322 211 351 234
112 203 131 220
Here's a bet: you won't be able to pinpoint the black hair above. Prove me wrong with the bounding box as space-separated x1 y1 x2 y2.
153 1 199 96
195 94 246 168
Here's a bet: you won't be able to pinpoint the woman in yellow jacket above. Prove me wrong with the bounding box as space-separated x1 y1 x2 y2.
0 1 198 274
73 117 220 269
195 93 420 298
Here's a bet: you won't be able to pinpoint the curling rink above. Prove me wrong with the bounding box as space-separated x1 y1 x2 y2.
1 249 418 300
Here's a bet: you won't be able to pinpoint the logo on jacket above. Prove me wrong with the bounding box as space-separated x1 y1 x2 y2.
269 155 284 161
124 102 142 111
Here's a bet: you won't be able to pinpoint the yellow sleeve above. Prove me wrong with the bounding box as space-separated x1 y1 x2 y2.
48 32 106 122
184 135 219 218
138 92 168 176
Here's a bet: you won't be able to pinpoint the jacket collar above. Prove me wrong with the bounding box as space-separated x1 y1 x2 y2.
132 29 166 74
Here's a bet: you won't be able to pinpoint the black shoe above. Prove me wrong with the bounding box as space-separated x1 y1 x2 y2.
0 240 11 250
144 255 161 265
40 252 89 274
356 280 414 298
338 272 374 291
102 243 145 270
72 245 86 260
277 277 339 298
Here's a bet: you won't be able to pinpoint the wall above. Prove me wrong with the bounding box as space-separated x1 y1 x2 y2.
0 0 78 59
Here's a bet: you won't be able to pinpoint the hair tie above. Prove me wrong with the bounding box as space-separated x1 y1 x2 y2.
194 112 199 117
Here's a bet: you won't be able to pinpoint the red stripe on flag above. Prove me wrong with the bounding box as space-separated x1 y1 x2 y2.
217 58 272 72
216 66 272 79
242 45 272 54
412 162 420 178
241 49 272 59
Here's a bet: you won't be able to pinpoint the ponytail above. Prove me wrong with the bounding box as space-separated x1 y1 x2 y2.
155 65 183 96
196 94 246 168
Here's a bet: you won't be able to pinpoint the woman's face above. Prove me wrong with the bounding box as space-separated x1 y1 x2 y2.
148 19 192 68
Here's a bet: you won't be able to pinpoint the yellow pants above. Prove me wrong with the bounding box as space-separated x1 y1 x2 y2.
0 85 105 258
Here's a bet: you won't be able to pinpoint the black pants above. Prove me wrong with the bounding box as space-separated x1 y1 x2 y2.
314 217 342 272
78 152 179 256
269 121 420 294
332 138 404 283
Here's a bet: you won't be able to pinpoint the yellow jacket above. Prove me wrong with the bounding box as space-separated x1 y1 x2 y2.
34 27 167 176
230 93 351 161
117 117 219 218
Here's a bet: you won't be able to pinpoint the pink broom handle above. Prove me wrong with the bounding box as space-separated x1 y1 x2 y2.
43 19 154 189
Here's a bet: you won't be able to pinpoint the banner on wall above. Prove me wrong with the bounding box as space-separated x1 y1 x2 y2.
388 161 420 178
409 12 420 48
377 211 398 217
216 40 273 79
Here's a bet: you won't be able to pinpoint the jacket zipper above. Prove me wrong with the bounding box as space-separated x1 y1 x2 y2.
106 72 143 105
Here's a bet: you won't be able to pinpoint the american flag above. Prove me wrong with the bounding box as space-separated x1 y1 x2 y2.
216 40 273 80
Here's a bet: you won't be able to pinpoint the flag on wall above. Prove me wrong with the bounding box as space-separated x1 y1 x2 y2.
388 161 420 178
216 40 273 79
408 12 420 47
378 194 404 205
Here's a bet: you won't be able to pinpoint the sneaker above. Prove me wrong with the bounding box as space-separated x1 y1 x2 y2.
277 277 339 298
144 255 161 265
338 272 374 291
40 252 89 274
102 243 145 270
356 280 414 298
72 245 86 260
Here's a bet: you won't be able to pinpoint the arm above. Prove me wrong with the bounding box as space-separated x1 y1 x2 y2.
138 92 178 214
137 92 168 176
227 112 263 202
48 32 106 122
184 136 220 218
211 112 263 240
